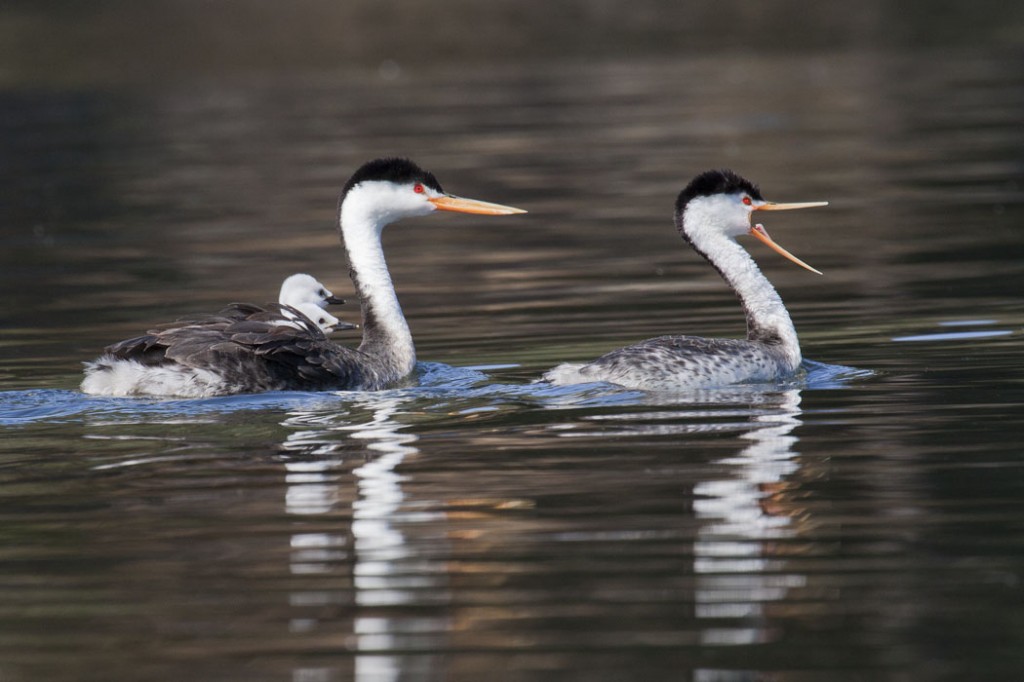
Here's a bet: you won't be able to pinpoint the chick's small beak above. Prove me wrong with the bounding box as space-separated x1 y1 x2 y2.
324 295 346 305
428 195 527 216
749 223 822 275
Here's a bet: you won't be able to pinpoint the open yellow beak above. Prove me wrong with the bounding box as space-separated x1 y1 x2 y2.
748 199 827 274
429 195 527 216
749 223 823 275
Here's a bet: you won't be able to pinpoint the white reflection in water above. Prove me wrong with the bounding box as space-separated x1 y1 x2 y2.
289 532 348 576
285 458 345 517
693 389 805 647
549 386 811 652
281 395 444 682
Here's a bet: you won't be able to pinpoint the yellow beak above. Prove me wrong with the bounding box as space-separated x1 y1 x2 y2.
754 201 829 211
749 223 822 275
429 195 527 216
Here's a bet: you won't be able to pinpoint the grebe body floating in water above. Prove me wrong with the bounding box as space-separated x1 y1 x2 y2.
81 158 525 397
543 170 827 391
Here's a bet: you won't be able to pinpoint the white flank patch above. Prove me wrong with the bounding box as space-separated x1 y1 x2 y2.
81 358 227 398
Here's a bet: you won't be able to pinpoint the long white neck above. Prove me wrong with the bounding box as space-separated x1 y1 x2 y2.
339 200 416 375
682 217 801 363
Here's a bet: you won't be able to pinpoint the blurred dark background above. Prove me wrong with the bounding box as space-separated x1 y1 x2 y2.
2 0 1023 87
2 0 1023 378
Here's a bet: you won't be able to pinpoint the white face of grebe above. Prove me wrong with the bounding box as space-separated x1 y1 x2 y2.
339 158 525 235
279 274 342 309
685 191 760 239
343 179 526 231
679 172 827 275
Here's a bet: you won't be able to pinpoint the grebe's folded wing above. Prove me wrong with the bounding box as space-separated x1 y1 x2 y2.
101 307 365 390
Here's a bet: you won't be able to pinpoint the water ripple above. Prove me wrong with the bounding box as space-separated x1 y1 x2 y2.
0 359 872 427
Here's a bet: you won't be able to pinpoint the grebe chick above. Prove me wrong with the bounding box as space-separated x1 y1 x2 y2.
543 169 827 391
278 273 345 309
277 273 356 331
81 158 525 397
279 303 344 333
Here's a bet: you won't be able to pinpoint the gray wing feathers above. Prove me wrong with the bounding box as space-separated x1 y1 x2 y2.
102 304 364 391
580 335 779 388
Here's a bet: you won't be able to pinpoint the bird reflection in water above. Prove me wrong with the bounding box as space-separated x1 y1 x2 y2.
555 386 812 660
279 396 444 682
691 389 807 652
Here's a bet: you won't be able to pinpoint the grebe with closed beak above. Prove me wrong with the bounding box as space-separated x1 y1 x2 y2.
82 158 525 397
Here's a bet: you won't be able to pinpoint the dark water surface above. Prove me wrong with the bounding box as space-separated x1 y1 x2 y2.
2 37 1024 682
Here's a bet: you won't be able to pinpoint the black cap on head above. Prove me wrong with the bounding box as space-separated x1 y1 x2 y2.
341 157 444 201
674 169 762 216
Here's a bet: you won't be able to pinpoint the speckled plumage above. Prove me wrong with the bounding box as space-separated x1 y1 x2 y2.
544 335 798 392
544 170 822 392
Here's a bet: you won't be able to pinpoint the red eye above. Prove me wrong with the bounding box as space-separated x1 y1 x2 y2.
742 196 752 206
413 183 425 194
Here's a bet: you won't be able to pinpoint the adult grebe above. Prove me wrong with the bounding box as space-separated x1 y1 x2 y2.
81 158 525 397
543 169 827 391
